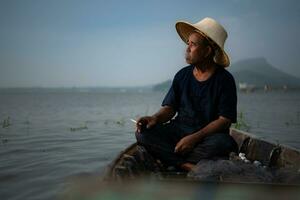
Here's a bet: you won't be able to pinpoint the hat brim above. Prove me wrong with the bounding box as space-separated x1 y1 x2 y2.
175 21 230 67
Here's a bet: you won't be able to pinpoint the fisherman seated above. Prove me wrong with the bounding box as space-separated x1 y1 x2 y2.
135 18 238 171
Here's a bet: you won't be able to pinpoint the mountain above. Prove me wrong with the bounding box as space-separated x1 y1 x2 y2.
153 80 172 91
228 57 300 87
152 58 300 91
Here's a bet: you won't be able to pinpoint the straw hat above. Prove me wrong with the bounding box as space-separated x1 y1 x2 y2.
176 17 230 67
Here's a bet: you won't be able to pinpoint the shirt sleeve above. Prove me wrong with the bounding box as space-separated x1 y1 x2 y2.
217 74 237 123
161 75 180 111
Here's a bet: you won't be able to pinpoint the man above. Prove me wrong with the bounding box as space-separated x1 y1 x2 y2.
135 17 238 171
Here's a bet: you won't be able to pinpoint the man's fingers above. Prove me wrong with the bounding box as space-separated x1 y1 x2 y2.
135 116 156 133
137 122 143 133
146 121 154 128
136 120 144 133
175 144 190 154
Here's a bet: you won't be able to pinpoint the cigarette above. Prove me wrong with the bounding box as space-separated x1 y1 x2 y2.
130 118 142 125
130 118 137 123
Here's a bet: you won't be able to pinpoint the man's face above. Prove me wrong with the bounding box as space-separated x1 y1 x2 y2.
185 32 210 65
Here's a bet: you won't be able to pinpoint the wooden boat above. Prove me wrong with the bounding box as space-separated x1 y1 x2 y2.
103 128 300 184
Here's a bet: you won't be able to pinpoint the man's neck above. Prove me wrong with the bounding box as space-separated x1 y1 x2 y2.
193 63 217 82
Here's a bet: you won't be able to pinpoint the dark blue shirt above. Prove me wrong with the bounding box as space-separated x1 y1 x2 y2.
162 65 237 133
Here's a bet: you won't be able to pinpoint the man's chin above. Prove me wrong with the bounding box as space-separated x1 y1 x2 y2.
185 58 192 64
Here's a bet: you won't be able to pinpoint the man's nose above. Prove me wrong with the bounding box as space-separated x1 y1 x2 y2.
186 45 191 53
186 43 191 52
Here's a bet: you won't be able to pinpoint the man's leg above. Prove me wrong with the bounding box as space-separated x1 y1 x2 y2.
135 123 186 168
185 133 238 164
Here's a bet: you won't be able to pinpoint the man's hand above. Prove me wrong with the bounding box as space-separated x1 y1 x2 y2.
135 106 175 133
174 134 198 154
136 116 158 133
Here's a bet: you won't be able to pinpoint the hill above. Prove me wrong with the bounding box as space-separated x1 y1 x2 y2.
153 80 172 91
228 58 300 87
152 58 300 91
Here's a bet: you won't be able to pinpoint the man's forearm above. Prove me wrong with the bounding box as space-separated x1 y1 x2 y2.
152 106 176 124
193 116 231 142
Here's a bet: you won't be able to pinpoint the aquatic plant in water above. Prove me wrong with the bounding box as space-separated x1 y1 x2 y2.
232 111 250 131
104 118 126 126
2 117 11 128
70 123 88 132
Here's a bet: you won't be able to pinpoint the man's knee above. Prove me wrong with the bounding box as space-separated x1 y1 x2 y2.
204 133 237 147
135 128 158 145
135 123 181 148
186 133 238 163
135 131 144 144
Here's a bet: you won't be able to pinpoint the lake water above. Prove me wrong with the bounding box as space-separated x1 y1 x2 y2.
0 89 300 199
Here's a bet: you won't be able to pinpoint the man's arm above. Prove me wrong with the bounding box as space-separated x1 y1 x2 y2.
152 106 176 124
193 116 231 141
136 106 176 133
175 116 231 153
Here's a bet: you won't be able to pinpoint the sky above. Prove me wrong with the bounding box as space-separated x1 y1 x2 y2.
0 0 300 87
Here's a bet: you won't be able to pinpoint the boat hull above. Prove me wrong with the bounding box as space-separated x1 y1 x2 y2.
103 128 300 184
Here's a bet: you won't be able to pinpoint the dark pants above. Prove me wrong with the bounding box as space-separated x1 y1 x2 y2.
135 121 238 167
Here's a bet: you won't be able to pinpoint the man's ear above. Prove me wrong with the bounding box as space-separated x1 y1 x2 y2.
204 46 212 58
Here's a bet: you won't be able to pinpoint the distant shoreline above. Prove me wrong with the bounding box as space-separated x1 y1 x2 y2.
1 86 300 94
